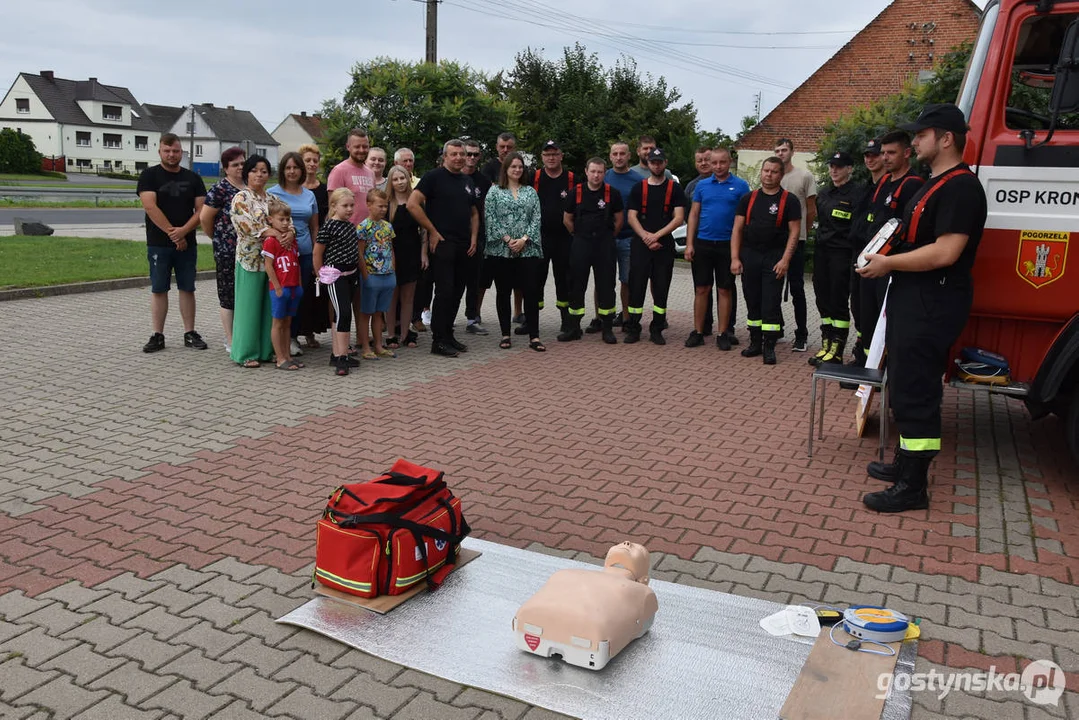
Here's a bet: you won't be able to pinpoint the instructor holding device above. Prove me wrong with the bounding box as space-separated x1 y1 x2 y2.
856 104 987 513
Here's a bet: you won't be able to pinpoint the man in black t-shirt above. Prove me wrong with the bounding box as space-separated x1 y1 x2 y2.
857 104 986 513
625 148 685 345
137 133 207 353
407 138 479 357
856 130 924 361
463 139 494 335
535 140 576 332
560 158 624 344
481 131 517 185
730 157 802 365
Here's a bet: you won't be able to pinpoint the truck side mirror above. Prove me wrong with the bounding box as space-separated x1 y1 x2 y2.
1051 19 1079 114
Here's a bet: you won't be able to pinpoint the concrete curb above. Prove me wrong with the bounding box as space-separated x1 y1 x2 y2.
0 270 217 302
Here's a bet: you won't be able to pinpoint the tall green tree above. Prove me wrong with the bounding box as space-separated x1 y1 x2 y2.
319 58 519 173
502 44 701 179
0 129 42 174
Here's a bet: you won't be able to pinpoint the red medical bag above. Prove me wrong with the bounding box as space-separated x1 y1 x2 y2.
315 459 470 598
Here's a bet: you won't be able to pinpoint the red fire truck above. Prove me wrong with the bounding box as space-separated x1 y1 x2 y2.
954 0 1079 461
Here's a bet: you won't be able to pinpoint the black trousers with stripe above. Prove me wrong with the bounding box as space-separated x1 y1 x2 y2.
627 235 674 327
741 244 784 338
813 245 852 336
568 236 616 316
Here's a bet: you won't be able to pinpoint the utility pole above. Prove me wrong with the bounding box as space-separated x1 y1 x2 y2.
754 92 762 123
425 0 438 64
188 106 196 170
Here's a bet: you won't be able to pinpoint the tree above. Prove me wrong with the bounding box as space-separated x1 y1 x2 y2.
812 42 973 184
0 128 42 174
502 44 701 179
319 58 519 172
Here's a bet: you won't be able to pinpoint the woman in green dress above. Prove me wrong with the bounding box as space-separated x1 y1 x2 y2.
484 152 545 351
230 155 294 367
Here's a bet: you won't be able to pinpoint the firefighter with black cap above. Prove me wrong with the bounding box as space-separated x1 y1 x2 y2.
625 147 686 345
848 137 887 367
534 140 575 333
856 103 987 513
561 157 624 343
809 150 862 366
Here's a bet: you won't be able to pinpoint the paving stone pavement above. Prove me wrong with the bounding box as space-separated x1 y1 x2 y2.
2 264 1077 720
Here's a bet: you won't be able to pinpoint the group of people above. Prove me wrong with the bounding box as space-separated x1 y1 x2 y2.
137 101 986 513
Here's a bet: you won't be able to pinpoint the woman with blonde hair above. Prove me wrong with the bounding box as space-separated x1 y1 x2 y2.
386 164 427 348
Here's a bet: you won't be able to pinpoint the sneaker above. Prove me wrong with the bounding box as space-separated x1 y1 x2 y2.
584 318 603 334
648 328 664 345
447 337 469 353
465 322 489 336
792 334 808 352
513 313 526 324
716 333 732 351
290 339 303 356
183 331 207 350
431 342 459 357
335 356 350 376
224 343 231 354
612 315 624 328
684 331 704 348
330 354 360 367
725 331 740 346
514 325 529 335
143 332 165 353
421 309 432 326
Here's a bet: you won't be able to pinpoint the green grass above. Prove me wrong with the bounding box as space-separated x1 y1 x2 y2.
0 198 142 208
0 173 67 182
0 235 214 289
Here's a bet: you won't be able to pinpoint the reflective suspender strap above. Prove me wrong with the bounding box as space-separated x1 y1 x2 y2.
905 168 973 243
533 170 541 191
576 184 582 204
641 179 648 213
746 190 758 222
777 190 788 229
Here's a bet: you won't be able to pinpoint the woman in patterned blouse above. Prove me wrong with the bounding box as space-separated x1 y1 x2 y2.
484 152 545 351
199 146 245 353
230 155 295 368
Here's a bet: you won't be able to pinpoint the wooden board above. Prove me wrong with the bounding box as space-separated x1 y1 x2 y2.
855 291 889 438
315 548 482 614
779 632 901 720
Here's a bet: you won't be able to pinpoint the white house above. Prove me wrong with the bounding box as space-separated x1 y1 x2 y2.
165 103 279 176
0 70 172 173
271 111 323 154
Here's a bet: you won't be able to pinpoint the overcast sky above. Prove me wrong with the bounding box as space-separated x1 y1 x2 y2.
2 0 988 143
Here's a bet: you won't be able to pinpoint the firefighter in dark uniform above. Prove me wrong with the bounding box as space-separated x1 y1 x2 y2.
730 156 801 365
848 138 887 366
855 130 924 361
560 157 624 344
534 140 576 333
857 104 987 513
809 151 862 366
625 148 686 345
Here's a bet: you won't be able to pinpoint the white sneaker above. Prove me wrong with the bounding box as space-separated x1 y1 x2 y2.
224 343 231 354
290 339 303 356
421 309 432 325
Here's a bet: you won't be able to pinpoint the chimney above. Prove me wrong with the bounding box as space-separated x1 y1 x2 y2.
89 77 97 83
40 70 54 81
227 105 234 110
202 102 213 107
300 111 307 117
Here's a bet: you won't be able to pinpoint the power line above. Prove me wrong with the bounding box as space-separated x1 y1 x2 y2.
602 19 858 36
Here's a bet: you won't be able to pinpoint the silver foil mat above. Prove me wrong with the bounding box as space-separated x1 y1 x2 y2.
278 538 913 720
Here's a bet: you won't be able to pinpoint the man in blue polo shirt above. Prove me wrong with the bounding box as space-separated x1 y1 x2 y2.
684 147 750 350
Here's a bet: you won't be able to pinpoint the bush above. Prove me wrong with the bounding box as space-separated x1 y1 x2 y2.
0 128 43 174
97 171 139 181
41 170 66 179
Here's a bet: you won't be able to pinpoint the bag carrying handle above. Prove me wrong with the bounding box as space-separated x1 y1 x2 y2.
374 470 445 487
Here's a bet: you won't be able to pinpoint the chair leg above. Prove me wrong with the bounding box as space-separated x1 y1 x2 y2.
808 378 817 458
818 379 826 440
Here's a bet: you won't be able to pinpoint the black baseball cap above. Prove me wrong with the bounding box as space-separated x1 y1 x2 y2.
864 138 882 156
541 140 561 152
647 148 667 163
828 151 854 167
899 103 969 134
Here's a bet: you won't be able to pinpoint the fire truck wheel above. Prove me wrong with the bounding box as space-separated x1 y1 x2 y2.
1068 389 1079 466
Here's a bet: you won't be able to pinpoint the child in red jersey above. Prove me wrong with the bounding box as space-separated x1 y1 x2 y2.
263 197 304 369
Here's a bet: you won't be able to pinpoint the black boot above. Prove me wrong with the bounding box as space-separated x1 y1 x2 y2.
823 335 846 365
623 316 642 344
584 317 602 334
809 328 832 367
741 328 763 357
557 314 583 342
849 338 867 367
648 316 665 345
601 315 618 344
762 337 777 365
863 452 930 512
559 306 571 333
867 445 901 482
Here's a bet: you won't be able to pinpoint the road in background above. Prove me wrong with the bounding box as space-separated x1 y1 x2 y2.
0 208 144 226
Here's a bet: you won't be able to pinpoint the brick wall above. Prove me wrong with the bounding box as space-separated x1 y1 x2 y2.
736 0 981 152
